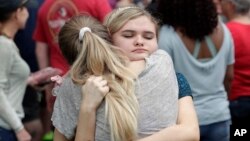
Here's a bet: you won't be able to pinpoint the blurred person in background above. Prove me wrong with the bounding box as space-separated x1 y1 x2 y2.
221 0 250 128
0 0 37 140
157 0 234 140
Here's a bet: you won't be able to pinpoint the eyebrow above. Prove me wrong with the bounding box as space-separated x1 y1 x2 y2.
121 30 155 34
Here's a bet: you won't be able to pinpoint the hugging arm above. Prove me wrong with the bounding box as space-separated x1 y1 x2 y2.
74 73 199 141
75 76 109 141
138 96 199 141
74 95 199 141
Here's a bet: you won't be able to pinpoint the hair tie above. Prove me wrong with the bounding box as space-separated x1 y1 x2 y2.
79 27 91 41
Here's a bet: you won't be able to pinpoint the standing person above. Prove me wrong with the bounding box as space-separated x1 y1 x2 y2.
157 0 234 141
221 0 250 128
53 7 199 141
0 0 37 140
32 0 112 137
33 0 112 76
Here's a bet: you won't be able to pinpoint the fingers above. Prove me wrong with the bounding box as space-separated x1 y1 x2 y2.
51 75 64 85
86 75 110 96
102 86 110 96
87 75 108 87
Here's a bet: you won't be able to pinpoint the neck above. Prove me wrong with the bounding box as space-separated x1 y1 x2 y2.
230 13 250 24
0 22 18 39
128 60 146 77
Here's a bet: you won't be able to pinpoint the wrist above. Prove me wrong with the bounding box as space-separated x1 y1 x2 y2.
80 102 98 113
14 125 24 133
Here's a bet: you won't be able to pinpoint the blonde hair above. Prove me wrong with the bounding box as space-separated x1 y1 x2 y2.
58 15 138 141
104 6 159 38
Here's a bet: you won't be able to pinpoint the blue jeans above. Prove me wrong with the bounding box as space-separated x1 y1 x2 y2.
230 96 250 127
200 120 230 141
0 127 17 141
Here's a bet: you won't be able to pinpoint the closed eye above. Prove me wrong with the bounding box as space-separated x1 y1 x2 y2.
143 32 155 40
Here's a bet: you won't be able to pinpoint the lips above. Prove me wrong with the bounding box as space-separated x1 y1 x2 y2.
132 49 147 53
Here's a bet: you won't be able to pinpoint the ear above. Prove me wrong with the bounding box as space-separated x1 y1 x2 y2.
14 7 24 19
13 8 21 20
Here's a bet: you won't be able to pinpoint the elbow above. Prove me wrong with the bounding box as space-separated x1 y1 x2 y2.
186 125 200 141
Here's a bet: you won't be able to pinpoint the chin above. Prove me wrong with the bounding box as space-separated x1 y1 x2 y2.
19 24 26 30
129 53 149 61
131 56 148 61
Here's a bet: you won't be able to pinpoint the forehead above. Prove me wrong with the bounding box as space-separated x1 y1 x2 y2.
120 16 156 33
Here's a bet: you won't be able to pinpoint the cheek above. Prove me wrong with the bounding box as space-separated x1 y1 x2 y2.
148 41 158 53
112 37 131 52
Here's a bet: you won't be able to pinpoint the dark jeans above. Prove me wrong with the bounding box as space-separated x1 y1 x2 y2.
0 127 17 141
200 120 230 141
230 96 250 127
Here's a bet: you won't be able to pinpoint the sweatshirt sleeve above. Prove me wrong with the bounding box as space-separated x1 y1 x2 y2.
0 43 24 132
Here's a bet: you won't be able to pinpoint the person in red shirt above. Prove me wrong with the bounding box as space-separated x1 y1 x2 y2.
221 0 250 127
34 0 111 75
32 0 111 137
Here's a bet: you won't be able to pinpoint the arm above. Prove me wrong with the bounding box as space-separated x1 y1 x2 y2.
0 42 31 141
35 41 53 110
74 96 199 141
35 41 49 69
0 92 31 141
74 76 109 141
74 104 97 141
224 64 234 96
74 73 198 141
54 129 70 141
224 23 235 96
138 96 199 141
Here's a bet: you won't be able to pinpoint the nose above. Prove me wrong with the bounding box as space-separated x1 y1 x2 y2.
134 36 144 47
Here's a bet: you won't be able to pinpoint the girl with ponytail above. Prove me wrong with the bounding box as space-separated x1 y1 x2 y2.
52 15 138 141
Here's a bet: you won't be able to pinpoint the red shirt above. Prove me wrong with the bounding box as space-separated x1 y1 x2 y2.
227 21 250 100
33 0 111 75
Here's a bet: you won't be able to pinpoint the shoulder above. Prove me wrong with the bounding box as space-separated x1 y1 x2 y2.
159 25 178 50
149 49 172 64
53 76 81 99
226 22 242 38
144 49 174 76
226 21 238 30
159 25 176 38
0 36 14 47
0 36 15 56
160 25 175 33
219 22 231 39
